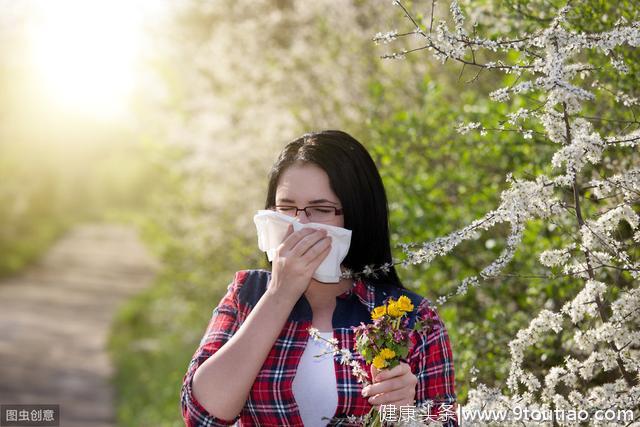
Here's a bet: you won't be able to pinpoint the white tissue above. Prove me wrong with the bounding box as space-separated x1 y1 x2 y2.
253 209 352 283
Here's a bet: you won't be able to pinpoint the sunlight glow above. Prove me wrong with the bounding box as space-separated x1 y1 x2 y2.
26 0 160 119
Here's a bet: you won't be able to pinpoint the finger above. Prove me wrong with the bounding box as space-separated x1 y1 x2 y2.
365 371 417 397
304 237 332 265
367 387 414 406
278 224 294 250
290 229 328 257
370 365 380 382
279 227 317 253
375 362 411 382
363 376 408 397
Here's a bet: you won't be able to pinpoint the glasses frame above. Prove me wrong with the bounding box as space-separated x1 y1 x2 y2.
270 205 344 220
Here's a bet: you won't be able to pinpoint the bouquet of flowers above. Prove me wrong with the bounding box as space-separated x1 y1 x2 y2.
310 295 426 426
353 295 422 426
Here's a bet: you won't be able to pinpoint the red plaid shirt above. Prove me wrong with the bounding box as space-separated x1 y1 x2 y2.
180 269 457 426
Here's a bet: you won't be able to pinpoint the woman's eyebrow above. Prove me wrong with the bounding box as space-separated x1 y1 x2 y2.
278 198 338 205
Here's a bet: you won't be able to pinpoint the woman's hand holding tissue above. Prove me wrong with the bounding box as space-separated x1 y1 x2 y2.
254 209 352 283
267 223 333 303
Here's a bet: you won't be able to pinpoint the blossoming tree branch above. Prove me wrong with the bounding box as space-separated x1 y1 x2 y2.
339 0 640 422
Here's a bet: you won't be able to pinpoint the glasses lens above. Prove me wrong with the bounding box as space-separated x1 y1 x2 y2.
273 206 336 221
274 206 297 216
307 206 335 221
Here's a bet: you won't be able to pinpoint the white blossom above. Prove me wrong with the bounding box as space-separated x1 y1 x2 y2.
611 57 629 73
339 348 352 365
550 119 605 175
506 108 530 125
456 121 482 134
363 1 640 419
373 29 398 44
560 279 607 324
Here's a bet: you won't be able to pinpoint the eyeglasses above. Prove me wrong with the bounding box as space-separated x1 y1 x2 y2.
270 205 344 222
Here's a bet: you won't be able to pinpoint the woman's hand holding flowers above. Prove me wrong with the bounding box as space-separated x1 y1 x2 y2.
363 362 417 410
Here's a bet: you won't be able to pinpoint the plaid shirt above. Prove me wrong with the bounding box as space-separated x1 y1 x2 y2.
180 269 457 426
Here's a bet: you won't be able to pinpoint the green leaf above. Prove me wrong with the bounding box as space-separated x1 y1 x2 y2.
397 345 409 359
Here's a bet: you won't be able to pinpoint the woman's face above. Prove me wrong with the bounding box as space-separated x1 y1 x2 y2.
275 162 344 228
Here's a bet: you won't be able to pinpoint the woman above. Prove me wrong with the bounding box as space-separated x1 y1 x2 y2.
180 130 457 426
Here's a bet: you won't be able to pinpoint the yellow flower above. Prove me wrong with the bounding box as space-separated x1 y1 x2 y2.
379 348 396 359
372 354 388 369
371 305 387 320
396 295 414 313
387 301 403 318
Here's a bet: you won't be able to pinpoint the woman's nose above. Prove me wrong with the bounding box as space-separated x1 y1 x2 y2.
296 210 311 224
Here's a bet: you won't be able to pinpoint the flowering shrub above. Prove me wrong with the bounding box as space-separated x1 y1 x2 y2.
341 0 640 424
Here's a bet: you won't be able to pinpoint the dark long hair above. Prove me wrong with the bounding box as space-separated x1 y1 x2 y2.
264 130 405 290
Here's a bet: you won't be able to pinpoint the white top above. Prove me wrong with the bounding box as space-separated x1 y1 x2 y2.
292 331 338 426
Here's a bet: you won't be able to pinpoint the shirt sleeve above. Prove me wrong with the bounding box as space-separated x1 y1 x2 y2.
180 271 247 427
407 299 458 427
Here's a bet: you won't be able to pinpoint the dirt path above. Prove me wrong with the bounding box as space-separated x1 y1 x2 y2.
0 223 160 427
